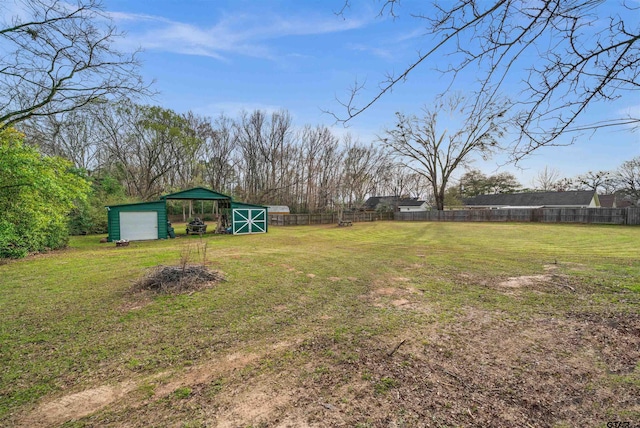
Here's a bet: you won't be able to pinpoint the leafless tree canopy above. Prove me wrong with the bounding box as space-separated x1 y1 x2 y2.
573 170 616 194
381 94 510 210
20 98 639 210
334 0 639 160
532 166 563 191
0 0 150 129
614 156 640 203
23 102 431 211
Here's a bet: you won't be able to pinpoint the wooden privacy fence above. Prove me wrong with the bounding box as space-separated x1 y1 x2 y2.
269 211 394 226
395 207 640 225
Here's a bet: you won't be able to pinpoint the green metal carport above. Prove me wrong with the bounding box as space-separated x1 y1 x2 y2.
161 188 267 235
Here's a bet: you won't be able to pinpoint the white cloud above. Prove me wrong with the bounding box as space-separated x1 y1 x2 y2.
618 104 640 119
614 104 640 131
347 43 394 60
395 27 426 42
107 11 169 23
108 9 367 61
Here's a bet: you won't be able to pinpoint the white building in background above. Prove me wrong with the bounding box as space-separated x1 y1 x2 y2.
397 198 430 212
266 205 290 214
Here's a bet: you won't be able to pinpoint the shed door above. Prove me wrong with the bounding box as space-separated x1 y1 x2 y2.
119 212 158 241
232 209 266 235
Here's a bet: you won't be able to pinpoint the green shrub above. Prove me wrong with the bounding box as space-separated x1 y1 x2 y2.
0 127 89 258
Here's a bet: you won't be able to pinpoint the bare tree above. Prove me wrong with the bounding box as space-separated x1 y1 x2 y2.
614 156 640 204
298 125 342 212
234 110 296 204
96 101 191 200
341 137 389 208
405 172 432 202
381 94 509 210
333 0 639 159
0 0 151 130
573 170 616 194
532 166 562 191
200 114 238 195
20 104 108 171
553 177 575 192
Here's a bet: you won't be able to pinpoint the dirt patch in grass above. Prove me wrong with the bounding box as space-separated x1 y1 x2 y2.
131 306 634 428
497 264 562 289
566 311 640 375
493 264 583 295
214 383 295 427
17 346 277 427
20 382 136 427
499 274 551 288
153 351 261 398
366 285 428 312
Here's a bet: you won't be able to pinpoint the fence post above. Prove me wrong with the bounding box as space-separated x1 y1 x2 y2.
624 207 628 225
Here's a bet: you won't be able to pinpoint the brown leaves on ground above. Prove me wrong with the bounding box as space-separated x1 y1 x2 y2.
25 308 638 427
275 311 639 428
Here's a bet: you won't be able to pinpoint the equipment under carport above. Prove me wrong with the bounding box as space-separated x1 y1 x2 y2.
186 218 207 234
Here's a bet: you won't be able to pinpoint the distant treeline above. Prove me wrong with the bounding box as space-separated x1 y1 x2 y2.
21 101 430 213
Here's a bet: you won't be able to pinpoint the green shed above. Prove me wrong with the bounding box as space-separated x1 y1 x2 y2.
231 202 268 235
106 200 167 242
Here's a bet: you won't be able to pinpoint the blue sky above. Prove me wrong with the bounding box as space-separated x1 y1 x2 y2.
104 0 639 187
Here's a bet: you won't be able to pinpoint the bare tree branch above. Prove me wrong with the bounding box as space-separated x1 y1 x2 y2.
332 0 639 160
0 0 153 130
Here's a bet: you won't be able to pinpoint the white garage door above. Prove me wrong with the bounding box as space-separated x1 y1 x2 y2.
119 212 158 241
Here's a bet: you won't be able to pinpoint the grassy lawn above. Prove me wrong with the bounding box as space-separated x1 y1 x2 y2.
1 221 639 427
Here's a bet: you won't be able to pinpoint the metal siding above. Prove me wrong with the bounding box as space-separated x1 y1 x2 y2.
106 201 167 241
157 207 168 239
107 209 119 242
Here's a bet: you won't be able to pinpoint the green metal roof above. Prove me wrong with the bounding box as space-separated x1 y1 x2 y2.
231 201 268 210
106 200 166 209
160 187 232 201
